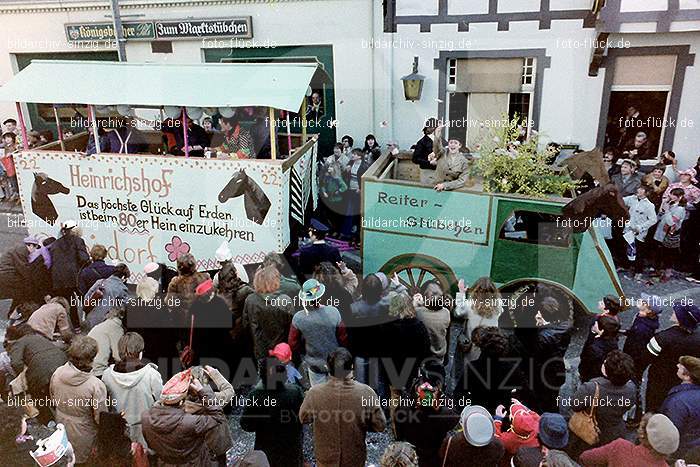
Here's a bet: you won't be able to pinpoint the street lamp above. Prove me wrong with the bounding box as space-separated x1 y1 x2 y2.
401 56 425 102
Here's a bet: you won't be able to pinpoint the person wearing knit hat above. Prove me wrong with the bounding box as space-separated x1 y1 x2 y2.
439 405 505 466
644 302 700 412
580 413 679 466
660 356 700 457
512 412 578 467
493 398 540 462
141 370 226 466
268 343 303 385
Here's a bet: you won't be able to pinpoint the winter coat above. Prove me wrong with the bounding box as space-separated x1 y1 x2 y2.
515 321 572 393
50 233 90 291
87 316 124 377
412 134 445 170
299 376 387 467
165 271 210 312
141 386 226 467
187 295 234 366
455 350 529 413
571 377 635 447
102 360 163 448
198 367 235 458
611 172 643 198
9 334 67 395
0 244 52 304
298 241 342 276
439 434 505 467
660 383 700 457
653 202 685 243
84 275 130 331
278 275 301 301
455 292 503 361
643 326 700 411
288 305 346 373
578 336 620 383
494 417 540 464
26 302 72 341
415 306 450 359
394 405 461 467
242 291 294 361
49 362 108 464
381 317 432 390
622 314 659 375
622 195 657 241
642 173 669 207
78 260 116 296
433 138 471 190
240 382 305 467
579 438 669 467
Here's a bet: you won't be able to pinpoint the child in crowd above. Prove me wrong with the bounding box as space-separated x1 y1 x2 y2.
493 398 540 466
269 342 302 386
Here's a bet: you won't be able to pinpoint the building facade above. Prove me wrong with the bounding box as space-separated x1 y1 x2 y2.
0 0 698 165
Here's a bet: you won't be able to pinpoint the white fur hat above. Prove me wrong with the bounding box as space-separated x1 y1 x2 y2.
215 241 233 262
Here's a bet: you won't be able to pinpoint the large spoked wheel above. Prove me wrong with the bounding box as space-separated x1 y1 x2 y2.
379 254 458 296
499 279 588 329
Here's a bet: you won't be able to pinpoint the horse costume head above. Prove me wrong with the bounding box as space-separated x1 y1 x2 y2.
218 169 271 225
31 172 70 225
561 183 629 233
561 149 610 185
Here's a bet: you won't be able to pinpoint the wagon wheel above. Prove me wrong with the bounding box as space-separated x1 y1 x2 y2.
379 254 457 297
498 279 587 330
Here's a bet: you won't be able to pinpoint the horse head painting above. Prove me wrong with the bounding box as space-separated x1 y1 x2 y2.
31 172 70 225
218 169 271 225
561 183 629 233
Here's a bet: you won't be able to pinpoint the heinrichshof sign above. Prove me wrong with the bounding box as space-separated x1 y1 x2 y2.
65 17 253 42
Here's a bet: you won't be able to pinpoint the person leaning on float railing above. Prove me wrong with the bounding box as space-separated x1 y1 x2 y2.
428 125 472 191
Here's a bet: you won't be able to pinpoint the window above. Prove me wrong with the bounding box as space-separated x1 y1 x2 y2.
508 93 530 123
499 211 571 247
522 57 535 87
448 58 457 86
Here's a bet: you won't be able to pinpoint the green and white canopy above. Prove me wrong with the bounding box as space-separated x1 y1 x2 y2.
0 60 330 112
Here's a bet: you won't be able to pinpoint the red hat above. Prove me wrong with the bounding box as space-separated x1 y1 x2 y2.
161 369 191 404
195 278 214 296
510 402 540 437
269 343 292 363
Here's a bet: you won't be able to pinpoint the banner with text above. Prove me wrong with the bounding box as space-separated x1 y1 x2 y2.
15 152 289 279
362 181 492 245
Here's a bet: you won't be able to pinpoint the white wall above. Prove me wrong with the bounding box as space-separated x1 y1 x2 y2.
0 1 375 149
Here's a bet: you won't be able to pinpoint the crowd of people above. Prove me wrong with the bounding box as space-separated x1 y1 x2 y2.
1 110 700 466
0 212 699 466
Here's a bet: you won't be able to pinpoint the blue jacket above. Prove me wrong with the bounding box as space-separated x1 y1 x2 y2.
660 383 700 457
78 260 116 296
623 315 659 366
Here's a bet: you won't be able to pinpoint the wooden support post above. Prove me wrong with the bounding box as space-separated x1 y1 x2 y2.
15 102 29 151
52 106 65 151
87 105 100 153
182 107 189 158
269 107 277 160
301 98 307 142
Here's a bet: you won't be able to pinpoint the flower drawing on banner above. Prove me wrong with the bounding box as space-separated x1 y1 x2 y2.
164 236 190 262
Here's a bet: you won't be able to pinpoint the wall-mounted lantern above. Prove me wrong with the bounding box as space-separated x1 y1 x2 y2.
401 56 425 102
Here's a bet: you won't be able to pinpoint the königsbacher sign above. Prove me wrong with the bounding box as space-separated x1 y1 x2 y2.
65 17 253 42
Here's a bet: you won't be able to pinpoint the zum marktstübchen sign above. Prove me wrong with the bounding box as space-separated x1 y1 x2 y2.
65 17 253 42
